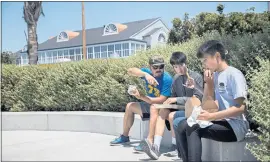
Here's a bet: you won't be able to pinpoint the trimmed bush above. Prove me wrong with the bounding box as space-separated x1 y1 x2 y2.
1 31 269 112
246 58 270 161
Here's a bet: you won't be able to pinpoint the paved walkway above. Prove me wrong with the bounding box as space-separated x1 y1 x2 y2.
3 131 181 161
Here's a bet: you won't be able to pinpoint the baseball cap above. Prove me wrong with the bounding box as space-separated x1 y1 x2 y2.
149 55 165 65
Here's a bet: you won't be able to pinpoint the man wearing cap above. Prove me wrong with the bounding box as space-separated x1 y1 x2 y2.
110 55 173 152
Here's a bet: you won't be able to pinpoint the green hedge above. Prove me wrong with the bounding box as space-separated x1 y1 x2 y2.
1 31 269 112
246 58 270 161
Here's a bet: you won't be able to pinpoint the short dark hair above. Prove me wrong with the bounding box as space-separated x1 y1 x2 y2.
197 40 226 60
170 52 187 65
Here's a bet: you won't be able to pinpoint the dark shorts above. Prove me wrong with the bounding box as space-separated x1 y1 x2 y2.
139 102 177 120
139 102 151 120
139 102 178 131
165 109 178 131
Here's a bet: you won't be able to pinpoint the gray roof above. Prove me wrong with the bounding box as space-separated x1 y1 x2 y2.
38 17 160 51
143 27 162 37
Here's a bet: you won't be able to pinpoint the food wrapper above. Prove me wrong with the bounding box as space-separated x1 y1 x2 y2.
128 85 137 95
187 106 213 128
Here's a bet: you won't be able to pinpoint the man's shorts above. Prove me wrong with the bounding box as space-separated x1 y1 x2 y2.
139 102 179 131
139 102 177 120
139 102 151 121
165 109 178 131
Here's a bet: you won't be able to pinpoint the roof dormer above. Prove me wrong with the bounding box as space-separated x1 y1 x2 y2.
103 23 127 36
57 31 80 42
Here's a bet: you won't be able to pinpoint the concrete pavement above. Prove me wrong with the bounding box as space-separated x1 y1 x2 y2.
2 130 181 161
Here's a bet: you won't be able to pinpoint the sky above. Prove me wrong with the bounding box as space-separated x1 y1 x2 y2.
2 1 268 53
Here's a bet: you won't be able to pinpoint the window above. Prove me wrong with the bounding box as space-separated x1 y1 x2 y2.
108 45 114 58
122 43 129 57
75 48 81 54
46 51 53 63
75 48 82 61
158 34 166 43
20 53 28 65
57 31 69 42
141 44 145 50
53 51 58 63
103 24 118 35
136 44 141 52
38 52 45 64
94 46 101 59
69 49 75 61
64 50 69 59
58 50 64 59
131 43 135 55
115 44 122 57
101 46 107 58
88 47 93 59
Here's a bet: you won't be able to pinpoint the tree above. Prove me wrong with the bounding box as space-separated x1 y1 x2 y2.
168 4 269 44
217 4 225 14
181 13 194 42
23 2 44 65
167 18 182 44
217 4 226 34
167 14 195 44
195 12 220 36
1 51 17 64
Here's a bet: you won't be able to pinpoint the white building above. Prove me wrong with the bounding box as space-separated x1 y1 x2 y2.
17 17 169 65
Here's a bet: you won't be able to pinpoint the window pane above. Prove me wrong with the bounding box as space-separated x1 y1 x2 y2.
108 45 114 51
122 43 129 49
38 52 42 58
58 51 63 57
70 55 75 60
46 51 52 57
115 44 122 57
53 51 57 57
94 46 100 52
69 49 75 56
94 46 101 58
75 48 81 54
88 53 93 59
76 55 82 61
136 44 141 50
88 47 93 53
131 43 135 50
108 51 113 58
64 50 69 56
115 44 121 50
101 46 107 58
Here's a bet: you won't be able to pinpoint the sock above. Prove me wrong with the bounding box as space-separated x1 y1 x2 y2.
172 137 176 145
154 135 163 150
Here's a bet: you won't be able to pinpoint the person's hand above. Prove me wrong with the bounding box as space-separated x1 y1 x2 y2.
197 110 215 121
185 77 195 89
204 69 214 85
163 97 177 104
131 88 141 99
145 73 159 86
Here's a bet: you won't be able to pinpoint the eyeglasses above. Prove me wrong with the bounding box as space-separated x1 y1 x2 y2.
152 64 165 70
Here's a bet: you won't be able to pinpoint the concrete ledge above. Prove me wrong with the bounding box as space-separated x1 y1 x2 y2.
201 137 258 161
2 111 142 140
141 120 258 161
2 111 258 161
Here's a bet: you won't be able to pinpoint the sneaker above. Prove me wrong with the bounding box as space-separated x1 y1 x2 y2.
166 144 178 157
133 143 144 152
110 135 130 145
141 138 160 160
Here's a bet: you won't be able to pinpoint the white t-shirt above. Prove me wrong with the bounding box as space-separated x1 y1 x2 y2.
214 66 249 141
